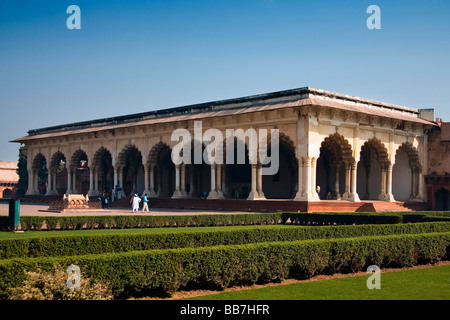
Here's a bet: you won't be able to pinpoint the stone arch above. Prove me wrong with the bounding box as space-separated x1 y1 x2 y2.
31 153 48 195
148 142 170 166
116 144 144 197
321 133 354 165
393 143 422 202
93 147 114 192
116 144 142 167
146 142 174 197
92 147 113 167
396 142 421 171
49 151 67 195
360 138 390 168
69 149 89 169
184 139 212 198
223 136 251 199
69 149 90 194
32 153 47 170
50 151 66 170
317 133 355 200
357 138 390 201
262 132 298 199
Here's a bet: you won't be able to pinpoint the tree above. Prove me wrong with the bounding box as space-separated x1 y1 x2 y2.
17 145 28 190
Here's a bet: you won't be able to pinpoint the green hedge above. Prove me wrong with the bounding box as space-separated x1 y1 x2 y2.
1 213 282 231
282 212 403 224
2 212 450 231
1 222 449 260
0 231 448 299
0 212 410 231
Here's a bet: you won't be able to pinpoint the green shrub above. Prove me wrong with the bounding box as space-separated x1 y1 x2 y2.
1 222 448 259
1 231 448 299
2 211 450 231
9 263 113 300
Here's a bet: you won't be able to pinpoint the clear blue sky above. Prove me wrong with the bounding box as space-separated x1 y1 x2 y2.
1 0 449 162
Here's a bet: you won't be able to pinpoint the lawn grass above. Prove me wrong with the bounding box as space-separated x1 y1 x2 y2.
184 264 450 300
0 224 297 240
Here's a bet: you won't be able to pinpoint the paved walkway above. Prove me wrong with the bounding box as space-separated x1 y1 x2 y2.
0 202 249 216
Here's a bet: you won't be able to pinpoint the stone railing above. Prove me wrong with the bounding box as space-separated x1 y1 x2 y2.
48 194 102 211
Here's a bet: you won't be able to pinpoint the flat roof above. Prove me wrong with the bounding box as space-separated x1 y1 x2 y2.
12 87 435 143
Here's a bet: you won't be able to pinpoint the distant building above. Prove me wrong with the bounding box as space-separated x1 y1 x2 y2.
0 161 20 199
425 121 450 210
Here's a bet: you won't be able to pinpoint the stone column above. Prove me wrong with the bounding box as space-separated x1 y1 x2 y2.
88 167 95 196
378 166 386 200
417 171 424 200
46 170 52 196
26 169 34 195
26 169 32 195
157 165 162 197
46 170 57 196
188 165 195 197
294 158 304 200
94 168 100 196
334 164 341 200
303 157 313 200
221 165 227 197
52 171 57 195
350 162 360 202
32 170 36 194
149 164 157 197
143 164 150 196
31 170 36 194
384 164 395 202
113 166 118 191
256 164 266 200
181 164 188 197
342 163 351 200
215 164 221 197
410 167 416 200
118 167 125 197
172 164 182 198
72 169 77 194
66 168 72 195
311 158 320 200
247 164 259 200
208 164 219 199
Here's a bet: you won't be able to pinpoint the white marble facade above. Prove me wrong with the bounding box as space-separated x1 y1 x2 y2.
13 87 435 203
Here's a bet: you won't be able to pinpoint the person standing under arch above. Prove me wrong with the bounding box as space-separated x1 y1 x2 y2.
142 193 149 212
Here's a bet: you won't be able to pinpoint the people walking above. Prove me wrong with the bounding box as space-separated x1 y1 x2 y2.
101 191 109 209
142 193 149 212
131 193 141 212
116 185 122 200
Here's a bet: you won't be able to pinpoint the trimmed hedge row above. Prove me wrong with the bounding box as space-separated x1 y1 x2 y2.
0 231 448 299
1 222 449 260
0 212 443 231
2 213 282 231
1 212 449 231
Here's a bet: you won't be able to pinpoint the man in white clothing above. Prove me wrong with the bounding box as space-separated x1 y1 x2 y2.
131 194 141 212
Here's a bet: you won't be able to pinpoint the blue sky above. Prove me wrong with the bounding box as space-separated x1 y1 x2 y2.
1 0 449 162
